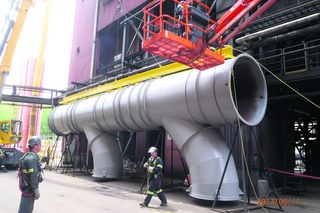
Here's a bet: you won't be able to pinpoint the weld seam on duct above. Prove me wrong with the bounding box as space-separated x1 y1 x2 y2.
114 88 128 130
93 94 109 131
69 101 81 133
162 118 239 200
142 79 158 128
48 54 267 200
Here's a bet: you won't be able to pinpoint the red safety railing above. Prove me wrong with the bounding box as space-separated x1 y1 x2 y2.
142 0 278 70
142 0 224 70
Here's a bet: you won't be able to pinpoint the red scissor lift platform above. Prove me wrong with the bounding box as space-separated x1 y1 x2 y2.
142 0 225 71
142 0 278 71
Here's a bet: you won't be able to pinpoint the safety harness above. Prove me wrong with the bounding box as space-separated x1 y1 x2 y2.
146 156 163 196
18 152 43 197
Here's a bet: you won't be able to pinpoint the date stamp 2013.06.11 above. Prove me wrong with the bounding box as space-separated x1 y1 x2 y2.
257 198 301 206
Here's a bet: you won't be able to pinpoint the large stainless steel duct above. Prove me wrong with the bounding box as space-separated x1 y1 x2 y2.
48 54 267 200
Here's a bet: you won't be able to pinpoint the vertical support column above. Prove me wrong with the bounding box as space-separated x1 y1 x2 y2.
121 22 127 69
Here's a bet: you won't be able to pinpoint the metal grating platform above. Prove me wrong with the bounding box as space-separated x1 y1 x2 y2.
242 0 320 34
142 31 225 70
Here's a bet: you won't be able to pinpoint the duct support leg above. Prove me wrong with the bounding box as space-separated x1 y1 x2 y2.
211 126 239 208
56 135 74 174
49 136 59 171
163 117 240 201
252 127 282 211
241 138 248 212
84 126 123 178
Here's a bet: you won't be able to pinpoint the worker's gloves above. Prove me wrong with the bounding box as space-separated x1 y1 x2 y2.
33 188 40 200
143 162 149 168
147 166 154 173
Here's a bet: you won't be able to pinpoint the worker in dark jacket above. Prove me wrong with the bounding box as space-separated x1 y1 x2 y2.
18 136 43 213
140 147 167 207
0 143 8 173
176 0 194 36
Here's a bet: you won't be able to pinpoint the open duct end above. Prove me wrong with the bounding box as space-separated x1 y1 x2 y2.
191 54 267 127
230 54 267 126
164 54 267 201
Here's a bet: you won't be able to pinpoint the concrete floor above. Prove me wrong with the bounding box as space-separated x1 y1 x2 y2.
0 168 319 213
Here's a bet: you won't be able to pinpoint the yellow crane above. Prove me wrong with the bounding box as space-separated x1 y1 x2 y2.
0 119 23 145
0 0 33 100
0 0 33 166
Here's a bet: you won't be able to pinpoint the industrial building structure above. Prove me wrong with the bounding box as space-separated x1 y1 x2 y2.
48 0 320 202
1 0 320 209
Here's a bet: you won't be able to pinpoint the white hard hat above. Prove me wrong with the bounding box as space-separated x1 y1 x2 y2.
148 147 158 153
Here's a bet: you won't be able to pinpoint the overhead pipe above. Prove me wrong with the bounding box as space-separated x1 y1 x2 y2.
48 54 267 200
236 13 320 47
250 24 320 49
89 0 99 79
221 0 278 47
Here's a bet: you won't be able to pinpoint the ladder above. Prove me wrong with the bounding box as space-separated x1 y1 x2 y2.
38 137 54 169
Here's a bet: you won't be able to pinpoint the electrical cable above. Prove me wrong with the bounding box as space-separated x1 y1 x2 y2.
230 47 320 212
120 8 144 23
231 66 269 212
233 47 320 110
120 7 162 67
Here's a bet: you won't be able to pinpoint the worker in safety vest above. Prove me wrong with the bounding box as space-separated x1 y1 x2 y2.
0 143 8 173
18 136 43 213
140 147 167 207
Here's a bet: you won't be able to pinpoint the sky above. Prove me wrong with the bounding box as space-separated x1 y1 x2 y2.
5 0 76 92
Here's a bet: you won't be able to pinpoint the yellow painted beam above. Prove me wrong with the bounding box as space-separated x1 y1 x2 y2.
29 0 50 137
60 62 191 105
217 45 235 59
60 46 234 105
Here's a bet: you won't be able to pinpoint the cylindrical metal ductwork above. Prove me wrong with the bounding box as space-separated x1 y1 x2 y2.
83 125 123 178
183 128 239 201
48 54 267 200
162 118 240 200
